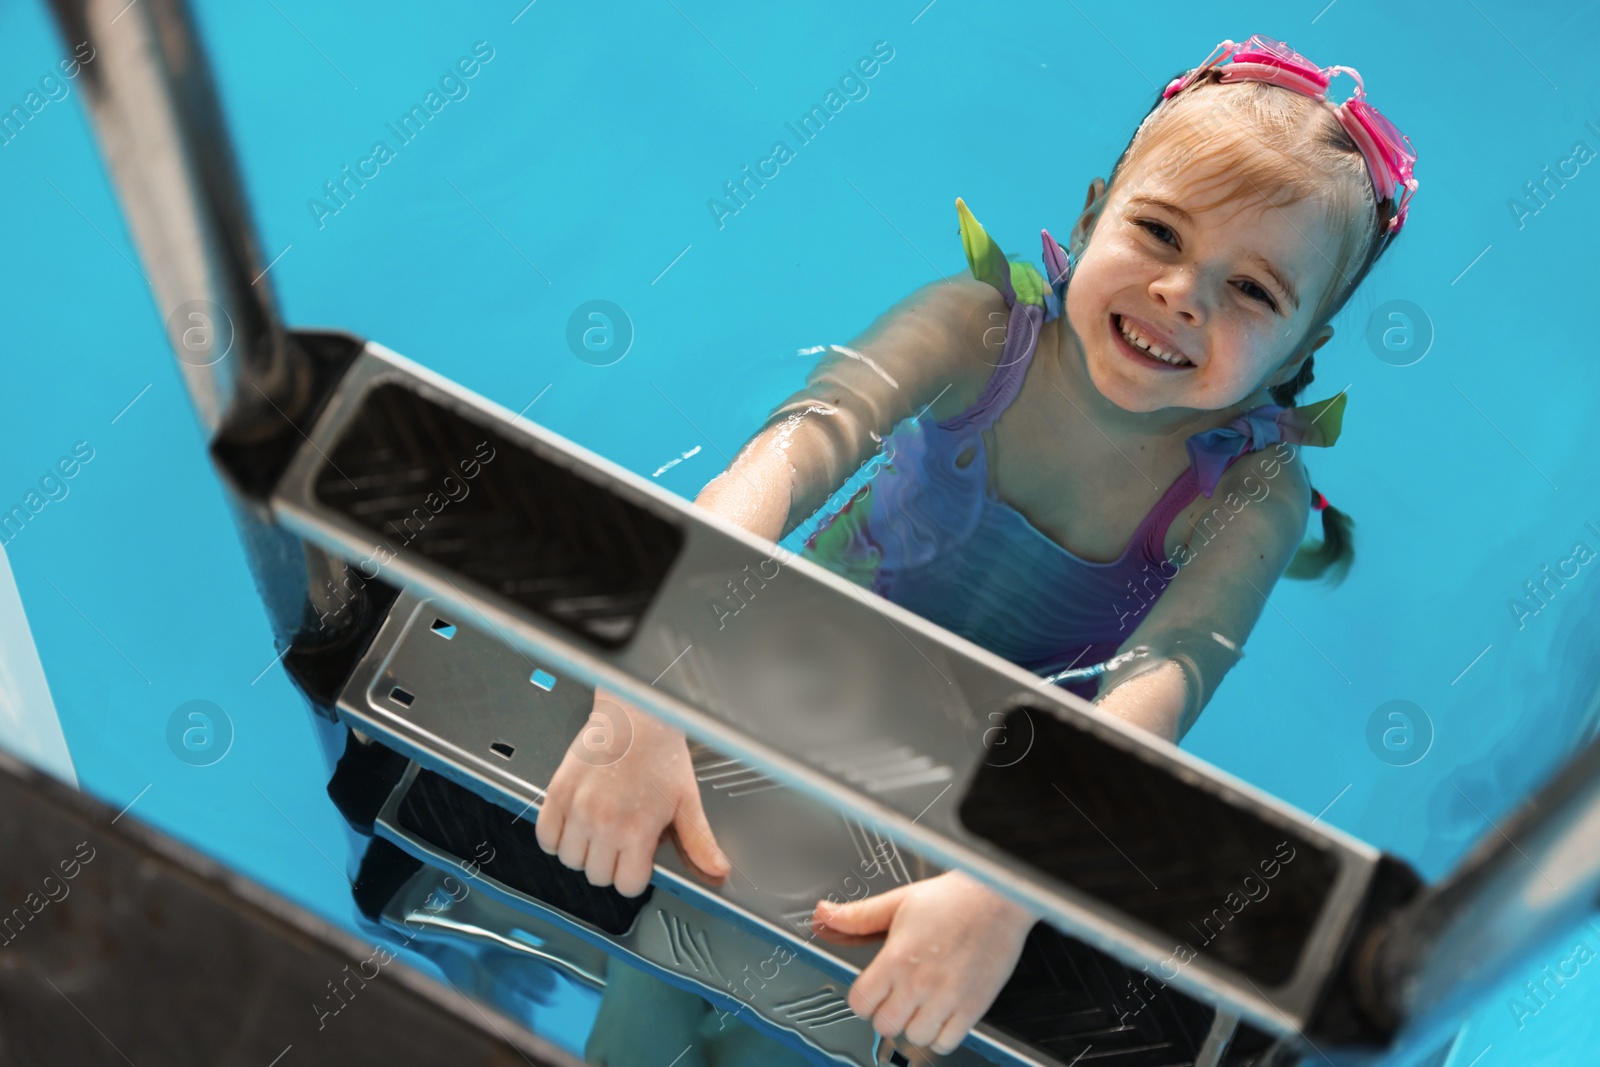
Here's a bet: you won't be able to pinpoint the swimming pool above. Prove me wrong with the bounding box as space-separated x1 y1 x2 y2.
2 0 1599 1062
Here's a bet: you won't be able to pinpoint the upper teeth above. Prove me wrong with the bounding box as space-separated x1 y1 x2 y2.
1119 317 1188 365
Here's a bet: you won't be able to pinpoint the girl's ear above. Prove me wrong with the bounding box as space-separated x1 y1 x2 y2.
1070 178 1109 253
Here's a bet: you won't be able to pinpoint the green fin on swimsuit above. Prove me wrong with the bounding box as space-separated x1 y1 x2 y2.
956 198 1007 290
955 198 1049 309
1289 391 1348 446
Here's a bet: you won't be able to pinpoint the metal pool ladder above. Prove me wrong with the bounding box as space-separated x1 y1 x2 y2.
46 0 1600 1063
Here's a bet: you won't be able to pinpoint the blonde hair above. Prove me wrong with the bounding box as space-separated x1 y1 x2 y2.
1091 76 1385 334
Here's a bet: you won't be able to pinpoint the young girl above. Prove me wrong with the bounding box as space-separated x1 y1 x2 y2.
540 35 1417 1060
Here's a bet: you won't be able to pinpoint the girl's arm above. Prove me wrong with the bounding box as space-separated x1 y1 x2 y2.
697 273 1006 540
815 456 1314 1058
536 272 1007 899
1096 447 1314 742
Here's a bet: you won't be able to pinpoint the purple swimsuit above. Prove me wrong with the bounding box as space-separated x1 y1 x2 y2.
795 340 1284 700
787 213 1330 701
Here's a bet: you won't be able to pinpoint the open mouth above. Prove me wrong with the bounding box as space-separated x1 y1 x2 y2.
1111 314 1194 369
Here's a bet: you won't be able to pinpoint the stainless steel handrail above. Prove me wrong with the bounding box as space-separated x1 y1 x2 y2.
50 0 369 648
49 0 298 434
1369 732 1600 1041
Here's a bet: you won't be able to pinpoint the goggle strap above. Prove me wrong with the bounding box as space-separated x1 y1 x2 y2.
1160 36 1415 236
1219 62 1328 98
1336 106 1399 210
1162 39 1237 99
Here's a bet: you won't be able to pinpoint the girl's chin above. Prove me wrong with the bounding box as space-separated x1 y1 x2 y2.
1082 347 1179 413
1063 314 1231 414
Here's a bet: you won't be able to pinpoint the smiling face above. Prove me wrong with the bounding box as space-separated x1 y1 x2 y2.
1064 161 1343 415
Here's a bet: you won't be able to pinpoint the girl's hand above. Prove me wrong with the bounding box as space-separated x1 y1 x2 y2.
535 688 731 897
811 870 1037 1055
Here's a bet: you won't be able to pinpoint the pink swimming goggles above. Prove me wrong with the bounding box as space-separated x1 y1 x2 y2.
1162 35 1418 234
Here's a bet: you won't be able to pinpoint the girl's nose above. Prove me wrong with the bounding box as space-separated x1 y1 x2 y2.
1147 266 1207 327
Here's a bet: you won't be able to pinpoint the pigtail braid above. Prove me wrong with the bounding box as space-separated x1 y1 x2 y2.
1284 499 1355 584
1271 353 1357 585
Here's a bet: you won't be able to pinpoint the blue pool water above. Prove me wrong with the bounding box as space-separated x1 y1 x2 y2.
2 0 1599 1062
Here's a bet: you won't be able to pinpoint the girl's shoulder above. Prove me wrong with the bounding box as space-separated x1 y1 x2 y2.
1194 436 1313 537
1163 436 1314 582
917 277 1016 424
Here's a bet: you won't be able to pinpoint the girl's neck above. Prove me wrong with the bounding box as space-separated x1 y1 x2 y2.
1045 319 1277 448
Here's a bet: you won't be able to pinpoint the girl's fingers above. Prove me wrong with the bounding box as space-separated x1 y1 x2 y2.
584 842 619 888
900 1001 948 1050
868 985 918 1041
533 797 564 855
612 843 656 899
557 826 590 871
670 786 730 878
932 1011 975 1056
815 886 905 935
846 958 893 1021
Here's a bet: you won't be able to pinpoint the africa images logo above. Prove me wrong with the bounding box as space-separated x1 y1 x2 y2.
706 42 895 229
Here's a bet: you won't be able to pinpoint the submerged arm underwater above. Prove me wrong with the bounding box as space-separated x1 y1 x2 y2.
539 273 1005 900
698 272 1004 540
1089 446 1315 741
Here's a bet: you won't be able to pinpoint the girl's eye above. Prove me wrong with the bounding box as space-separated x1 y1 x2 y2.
1235 279 1278 311
1137 219 1177 246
